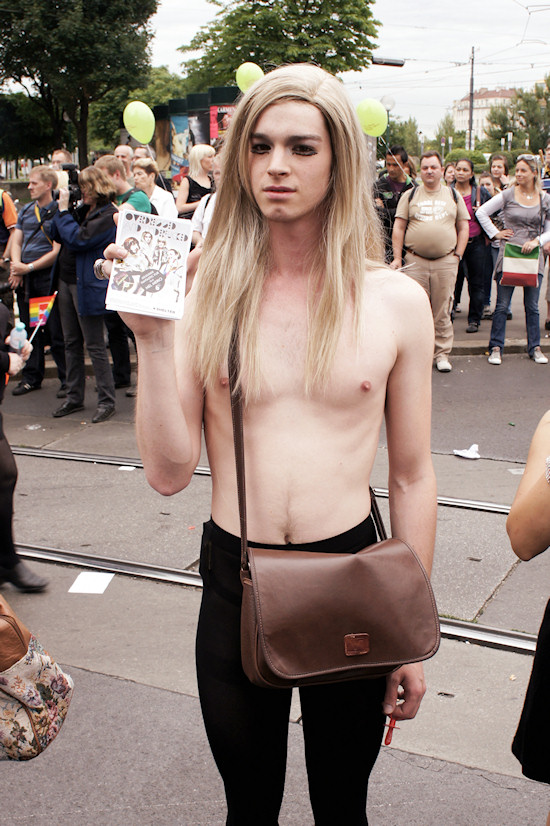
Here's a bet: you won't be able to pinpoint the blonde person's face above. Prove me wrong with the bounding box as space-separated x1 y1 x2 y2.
248 101 332 225
133 167 154 191
514 161 535 186
28 173 51 201
201 155 214 173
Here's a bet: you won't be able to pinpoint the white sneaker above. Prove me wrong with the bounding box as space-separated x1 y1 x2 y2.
436 358 452 372
532 347 548 364
488 347 502 365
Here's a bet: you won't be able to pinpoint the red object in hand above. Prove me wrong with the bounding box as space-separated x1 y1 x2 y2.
384 717 399 745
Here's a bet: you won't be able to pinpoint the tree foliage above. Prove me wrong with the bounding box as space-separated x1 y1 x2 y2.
485 76 550 153
89 66 188 149
0 92 56 162
435 113 465 146
180 0 380 91
0 0 158 166
384 116 421 158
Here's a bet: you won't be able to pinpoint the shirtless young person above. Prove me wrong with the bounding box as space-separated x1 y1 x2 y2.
102 65 437 825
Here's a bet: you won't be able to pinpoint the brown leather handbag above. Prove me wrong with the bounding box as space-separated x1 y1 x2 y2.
229 331 440 689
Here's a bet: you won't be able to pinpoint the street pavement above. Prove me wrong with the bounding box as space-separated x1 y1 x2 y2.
2 285 550 824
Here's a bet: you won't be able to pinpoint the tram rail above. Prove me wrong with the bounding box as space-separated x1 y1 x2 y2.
13 446 512 513
16 540 536 656
15 446 533 654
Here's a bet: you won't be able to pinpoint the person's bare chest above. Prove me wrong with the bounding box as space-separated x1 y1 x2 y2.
255 285 395 412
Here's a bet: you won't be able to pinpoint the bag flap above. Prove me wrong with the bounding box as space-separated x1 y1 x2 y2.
0 596 32 672
248 538 440 682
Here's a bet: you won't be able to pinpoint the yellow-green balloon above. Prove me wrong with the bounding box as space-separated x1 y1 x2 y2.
123 101 156 145
356 99 388 137
236 62 264 93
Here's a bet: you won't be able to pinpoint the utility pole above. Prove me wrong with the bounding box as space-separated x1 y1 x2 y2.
468 47 475 151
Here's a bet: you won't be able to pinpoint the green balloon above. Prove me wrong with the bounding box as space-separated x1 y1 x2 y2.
356 99 388 138
123 101 156 145
236 62 264 93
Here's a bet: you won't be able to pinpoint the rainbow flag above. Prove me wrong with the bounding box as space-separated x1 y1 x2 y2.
29 293 57 327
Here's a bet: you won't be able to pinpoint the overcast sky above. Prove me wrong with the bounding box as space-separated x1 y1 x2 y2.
150 0 550 137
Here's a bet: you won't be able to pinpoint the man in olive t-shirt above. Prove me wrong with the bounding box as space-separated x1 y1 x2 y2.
391 151 469 373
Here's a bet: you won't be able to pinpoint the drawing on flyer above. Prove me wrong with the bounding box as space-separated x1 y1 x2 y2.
105 209 192 320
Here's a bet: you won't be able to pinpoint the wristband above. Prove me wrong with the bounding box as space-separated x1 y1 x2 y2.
545 456 550 485
453 252 462 261
27 263 34 273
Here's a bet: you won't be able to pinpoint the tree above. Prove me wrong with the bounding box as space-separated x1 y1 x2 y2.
0 92 56 167
0 0 158 167
89 66 188 149
485 103 524 153
179 0 380 91
435 113 465 149
485 77 550 153
384 116 421 158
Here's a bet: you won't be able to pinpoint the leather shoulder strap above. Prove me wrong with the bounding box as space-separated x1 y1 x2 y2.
228 323 249 570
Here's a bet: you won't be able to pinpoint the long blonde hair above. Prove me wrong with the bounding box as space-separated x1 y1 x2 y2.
187 64 384 399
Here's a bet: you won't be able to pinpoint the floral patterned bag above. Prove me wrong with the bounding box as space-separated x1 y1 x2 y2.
0 594 74 760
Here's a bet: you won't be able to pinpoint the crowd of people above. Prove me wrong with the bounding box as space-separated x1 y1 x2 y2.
0 140 221 594
376 143 550 372
0 67 549 822
1 141 220 411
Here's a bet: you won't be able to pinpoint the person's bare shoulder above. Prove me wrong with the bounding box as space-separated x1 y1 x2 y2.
364 265 431 316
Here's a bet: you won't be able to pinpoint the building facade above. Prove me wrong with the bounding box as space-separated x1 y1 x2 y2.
452 88 516 141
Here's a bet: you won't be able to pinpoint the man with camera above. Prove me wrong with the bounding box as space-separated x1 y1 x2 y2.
9 165 66 395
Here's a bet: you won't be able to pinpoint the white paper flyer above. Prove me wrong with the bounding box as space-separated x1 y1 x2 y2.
105 209 192 319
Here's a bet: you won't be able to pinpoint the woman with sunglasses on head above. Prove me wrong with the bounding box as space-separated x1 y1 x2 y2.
451 158 491 332
477 154 550 365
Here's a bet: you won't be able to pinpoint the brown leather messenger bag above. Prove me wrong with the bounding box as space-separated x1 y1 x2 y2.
229 326 440 689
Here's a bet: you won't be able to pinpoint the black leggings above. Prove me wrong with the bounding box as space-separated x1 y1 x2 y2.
0 412 18 568
196 518 387 826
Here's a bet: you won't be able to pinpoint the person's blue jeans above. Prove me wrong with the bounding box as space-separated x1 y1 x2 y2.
489 273 543 356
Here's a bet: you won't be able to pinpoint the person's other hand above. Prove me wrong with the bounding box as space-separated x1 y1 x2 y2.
7 352 25 375
383 662 426 721
58 187 70 212
521 239 539 254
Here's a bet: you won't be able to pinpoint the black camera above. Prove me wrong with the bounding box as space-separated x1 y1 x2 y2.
52 163 81 206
